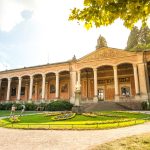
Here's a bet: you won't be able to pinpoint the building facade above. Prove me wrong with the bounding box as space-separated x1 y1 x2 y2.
0 47 150 103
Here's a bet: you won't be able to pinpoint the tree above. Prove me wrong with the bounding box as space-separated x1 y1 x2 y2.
126 25 150 51
126 26 139 50
138 26 150 44
96 35 107 49
69 0 150 29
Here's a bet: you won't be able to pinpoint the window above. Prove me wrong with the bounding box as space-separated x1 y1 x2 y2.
11 87 16 96
61 84 68 92
21 87 25 96
50 84 55 93
121 87 130 96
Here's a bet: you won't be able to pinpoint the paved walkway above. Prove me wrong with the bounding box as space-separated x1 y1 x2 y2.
0 122 150 150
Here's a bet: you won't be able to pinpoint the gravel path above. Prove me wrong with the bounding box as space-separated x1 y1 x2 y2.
0 122 150 150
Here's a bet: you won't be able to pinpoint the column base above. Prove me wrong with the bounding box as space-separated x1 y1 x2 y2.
140 94 148 101
70 96 75 104
16 100 20 104
40 99 45 103
134 95 141 101
115 95 120 102
28 100 32 103
93 96 98 103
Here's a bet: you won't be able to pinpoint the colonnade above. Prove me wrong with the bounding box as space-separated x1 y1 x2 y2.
0 64 142 102
0 72 61 101
77 64 140 101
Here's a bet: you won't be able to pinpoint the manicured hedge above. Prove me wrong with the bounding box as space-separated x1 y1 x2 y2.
141 101 150 110
45 101 73 111
0 100 73 111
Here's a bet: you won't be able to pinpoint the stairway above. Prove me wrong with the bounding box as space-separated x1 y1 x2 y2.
82 101 128 112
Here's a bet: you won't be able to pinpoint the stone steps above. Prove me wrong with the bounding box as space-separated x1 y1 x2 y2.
82 101 128 112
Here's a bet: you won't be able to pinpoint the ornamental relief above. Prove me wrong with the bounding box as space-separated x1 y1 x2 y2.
78 48 134 63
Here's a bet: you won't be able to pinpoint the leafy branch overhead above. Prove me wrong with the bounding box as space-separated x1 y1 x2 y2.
69 0 150 29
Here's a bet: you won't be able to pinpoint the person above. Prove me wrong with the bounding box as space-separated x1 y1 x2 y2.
20 104 26 116
10 104 16 118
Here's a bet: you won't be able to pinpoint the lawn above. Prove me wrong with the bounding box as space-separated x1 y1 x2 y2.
0 110 38 117
91 133 150 150
1 111 150 130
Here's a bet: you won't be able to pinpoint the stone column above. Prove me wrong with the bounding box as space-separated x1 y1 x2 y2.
70 71 77 104
77 70 81 85
113 66 119 101
138 63 148 100
45 82 48 100
133 64 140 95
0 79 2 90
144 63 150 100
41 74 46 100
17 77 22 101
55 72 59 98
0 79 2 95
35 83 38 100
6 78 11 101
25 83 28 100
29 76 33 100
93 68 98 102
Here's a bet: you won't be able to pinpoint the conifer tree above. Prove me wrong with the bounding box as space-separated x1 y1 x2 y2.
96 35 108 49
126 26 139 50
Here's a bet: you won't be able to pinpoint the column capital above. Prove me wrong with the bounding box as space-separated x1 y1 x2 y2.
55 72 59 76
30 75 33 79
8 77 12 82
42 74 46 78
113 66 117 70
93 68 97 72
18 76 22 80
133 64 137 68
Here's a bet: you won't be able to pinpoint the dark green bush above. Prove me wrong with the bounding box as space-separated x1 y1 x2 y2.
141 101 149 110
25 103 37 111
45 100 73 111
15 103 22 110
0 103 4 110
0 102 13 110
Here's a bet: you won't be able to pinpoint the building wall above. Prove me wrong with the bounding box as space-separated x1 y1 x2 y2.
0 47 150 103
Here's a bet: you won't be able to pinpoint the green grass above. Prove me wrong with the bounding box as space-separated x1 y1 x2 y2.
91 133 150 150
1 111 150 130
0 110 38 117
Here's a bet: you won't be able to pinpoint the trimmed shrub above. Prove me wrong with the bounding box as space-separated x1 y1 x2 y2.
25 103 37 111
141 101 150 110
45 100 73 111
0 102 13 110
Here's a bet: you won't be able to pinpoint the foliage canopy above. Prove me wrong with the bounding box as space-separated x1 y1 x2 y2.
69 0 150 29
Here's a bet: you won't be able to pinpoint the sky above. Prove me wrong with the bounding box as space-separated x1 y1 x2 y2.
0 0 134 71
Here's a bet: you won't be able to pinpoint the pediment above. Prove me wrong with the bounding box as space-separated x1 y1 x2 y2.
78 47 135 62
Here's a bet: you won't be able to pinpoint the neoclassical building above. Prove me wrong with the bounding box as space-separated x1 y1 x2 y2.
0 47 150 104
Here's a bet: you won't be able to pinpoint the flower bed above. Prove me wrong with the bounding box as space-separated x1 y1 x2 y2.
85 118 137 125
95 112 126 118
9 116 20 123
82 112 97 117
52 113 76 121
44 112 62 117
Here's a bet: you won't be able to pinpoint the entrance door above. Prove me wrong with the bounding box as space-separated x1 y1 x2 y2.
105 85 115 100
97 89 104 101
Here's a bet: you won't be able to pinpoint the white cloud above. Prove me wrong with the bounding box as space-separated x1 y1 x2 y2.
0 0 132 71
0 0 36 32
